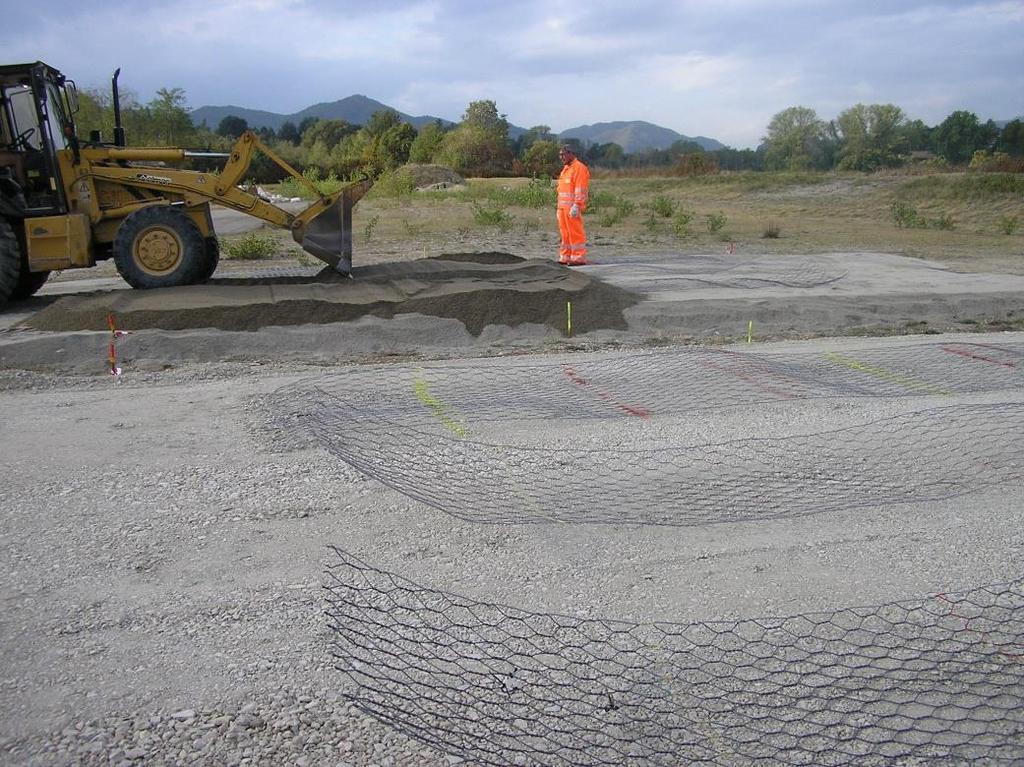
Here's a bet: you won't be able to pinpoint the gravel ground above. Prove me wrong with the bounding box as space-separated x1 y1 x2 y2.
0 363 459 766
1 330 1022 764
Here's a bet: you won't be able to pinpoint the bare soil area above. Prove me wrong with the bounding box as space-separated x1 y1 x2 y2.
1 170 1022 765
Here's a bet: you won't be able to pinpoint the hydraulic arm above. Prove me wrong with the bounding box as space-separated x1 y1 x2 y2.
77 131 373 273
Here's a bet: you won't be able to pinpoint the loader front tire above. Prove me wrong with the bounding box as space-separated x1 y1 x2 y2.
113 206 206 289
193 236 220 283
0 218 23 308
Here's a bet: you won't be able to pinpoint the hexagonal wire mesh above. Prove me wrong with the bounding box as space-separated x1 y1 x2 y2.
286 342 1024 527
325 550 1024 766
302 341 1024 762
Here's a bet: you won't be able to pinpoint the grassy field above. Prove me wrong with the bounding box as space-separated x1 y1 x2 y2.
227 170 1024 274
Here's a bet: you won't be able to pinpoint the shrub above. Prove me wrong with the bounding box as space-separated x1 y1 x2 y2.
969 151 1024 173
275 175 309 199
706 212 727 234
950 175 1024 200
363 214 380 242
586 190 618 211
373 167 416 197
471 201 514 231
597 198 635 227
891 200 922 228
488 178 555 208
648 195 676 218
674 153 719 176
762 220 782 238
276 168 349 199
222 233 278 260
931 213 955 230
999 215 1020 235
672 210 695 236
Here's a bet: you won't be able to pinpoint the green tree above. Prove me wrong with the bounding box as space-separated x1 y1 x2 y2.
901 119 933 152
361 112 416 176
436 100 513 176
72 87 115 142
278 121 300 145
216 115 248 138
363 109 402 138
933 110 990 164
408 120 447 163
762 106 828 170
297 116 318 139
522 139 560 176
996 119 1024 156
301 119 357 149
710 147 764 171
437 124 513 176
594 142 625 169
462 99 510 140
516 124 554 155
148 87 195 146
835 103 906 170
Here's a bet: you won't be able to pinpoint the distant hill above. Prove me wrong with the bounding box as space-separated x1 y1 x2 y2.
190 95 452 132
559 121 724 153
191 99 727 153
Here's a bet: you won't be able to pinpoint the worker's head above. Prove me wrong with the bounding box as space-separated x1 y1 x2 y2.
559 145 576 164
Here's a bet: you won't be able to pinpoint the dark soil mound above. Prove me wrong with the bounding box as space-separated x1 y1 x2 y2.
431 252 525 265
24 256 639 337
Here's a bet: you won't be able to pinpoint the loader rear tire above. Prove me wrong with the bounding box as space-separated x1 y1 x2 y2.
113 206 206 289
12 268 49 300
0 218 23 308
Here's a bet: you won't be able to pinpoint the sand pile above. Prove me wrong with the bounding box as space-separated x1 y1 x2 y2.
24 253 638 336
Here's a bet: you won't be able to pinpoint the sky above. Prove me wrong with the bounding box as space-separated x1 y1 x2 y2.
3 0 1022 149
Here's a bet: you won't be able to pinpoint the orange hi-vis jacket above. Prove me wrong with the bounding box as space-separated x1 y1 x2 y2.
557 158 590 211
556 157 590 264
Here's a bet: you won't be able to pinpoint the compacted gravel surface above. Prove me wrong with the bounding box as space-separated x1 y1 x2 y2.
1 332 1022 765
0 363 458 766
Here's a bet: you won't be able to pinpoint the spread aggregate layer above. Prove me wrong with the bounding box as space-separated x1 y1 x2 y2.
22 255 639 335
1 247 1023 766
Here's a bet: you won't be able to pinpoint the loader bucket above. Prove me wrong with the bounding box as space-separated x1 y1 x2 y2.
291 179 373 274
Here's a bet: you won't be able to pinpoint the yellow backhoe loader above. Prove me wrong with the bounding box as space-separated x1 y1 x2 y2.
0 61 372 307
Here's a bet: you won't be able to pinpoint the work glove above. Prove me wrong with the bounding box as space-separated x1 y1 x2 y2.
569 203 580 218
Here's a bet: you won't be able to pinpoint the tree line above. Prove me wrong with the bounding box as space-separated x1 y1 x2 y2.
761 105 1022 171
73 86 1024 182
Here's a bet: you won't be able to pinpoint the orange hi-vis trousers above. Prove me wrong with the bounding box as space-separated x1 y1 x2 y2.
557 158 590 264
557 207 587 265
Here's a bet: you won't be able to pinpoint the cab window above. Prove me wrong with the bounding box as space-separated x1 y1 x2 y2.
4 85 43 150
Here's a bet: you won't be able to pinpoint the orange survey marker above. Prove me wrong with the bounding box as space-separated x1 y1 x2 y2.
106 313 131 376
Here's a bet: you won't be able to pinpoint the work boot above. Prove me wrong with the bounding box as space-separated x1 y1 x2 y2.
569 257 588 266
559 256 571 265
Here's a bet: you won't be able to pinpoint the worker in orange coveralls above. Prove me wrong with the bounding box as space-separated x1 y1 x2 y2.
556 145 590 265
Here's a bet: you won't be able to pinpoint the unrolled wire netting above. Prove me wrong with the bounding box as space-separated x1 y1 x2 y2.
325 548 1024 766
304 398 1022 526
284 341 1024 430
273 341 1024 525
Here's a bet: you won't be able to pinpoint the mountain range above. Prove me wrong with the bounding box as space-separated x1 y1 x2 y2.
559 121 724 153
190 96 725 153
190 95 451 134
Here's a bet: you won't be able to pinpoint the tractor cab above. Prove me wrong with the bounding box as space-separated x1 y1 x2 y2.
0 62 78 218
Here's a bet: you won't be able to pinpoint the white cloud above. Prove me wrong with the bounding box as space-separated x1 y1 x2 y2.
631 53 744 94
2 0 1020 148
